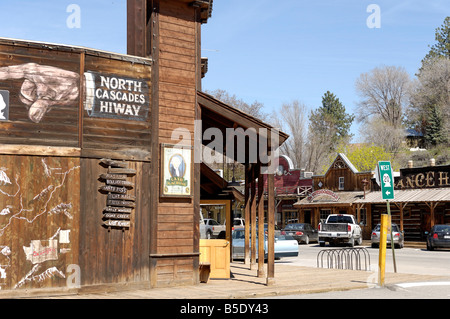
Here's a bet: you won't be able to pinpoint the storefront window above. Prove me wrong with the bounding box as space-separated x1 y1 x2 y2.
320 209 331 222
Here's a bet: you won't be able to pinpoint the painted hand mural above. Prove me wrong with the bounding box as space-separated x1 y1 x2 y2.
0 63 79 123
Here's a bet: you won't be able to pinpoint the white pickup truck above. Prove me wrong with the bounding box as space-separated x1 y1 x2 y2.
204 218 226 239
318 214 362 247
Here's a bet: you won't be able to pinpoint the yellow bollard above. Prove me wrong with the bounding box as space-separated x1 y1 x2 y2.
378 214 388 287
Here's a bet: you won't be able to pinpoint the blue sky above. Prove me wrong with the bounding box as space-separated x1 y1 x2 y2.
0 1 448 141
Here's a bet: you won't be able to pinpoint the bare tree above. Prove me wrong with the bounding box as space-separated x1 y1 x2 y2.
271 100 308 168
205 89 268 122
409 57 450 145
355 65 411 128
359 118 405 157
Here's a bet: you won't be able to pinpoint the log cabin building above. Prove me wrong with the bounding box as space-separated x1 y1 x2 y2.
294 154 450 241
0 0 286 294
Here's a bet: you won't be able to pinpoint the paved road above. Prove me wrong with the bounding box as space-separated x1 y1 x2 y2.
264 242 450 299
285 243 450 277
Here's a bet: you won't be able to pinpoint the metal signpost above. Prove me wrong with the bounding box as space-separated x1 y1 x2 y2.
377 161 397 286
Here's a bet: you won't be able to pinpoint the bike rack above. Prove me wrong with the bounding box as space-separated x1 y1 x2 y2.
317 248 371 271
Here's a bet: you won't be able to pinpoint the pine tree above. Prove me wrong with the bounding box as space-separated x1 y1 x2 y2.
315 91 354 144
421 16 450 69
424 104 447 146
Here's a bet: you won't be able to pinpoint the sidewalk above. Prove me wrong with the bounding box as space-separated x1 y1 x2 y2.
36 262 449 299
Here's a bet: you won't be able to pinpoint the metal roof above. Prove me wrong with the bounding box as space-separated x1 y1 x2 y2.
354 188 450 204
294 191 365 207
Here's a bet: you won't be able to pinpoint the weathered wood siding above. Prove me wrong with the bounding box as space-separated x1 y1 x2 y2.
0 155 80 290
0 39 152 161
0 42 80 147
151 0 200 287
82 54 152 160
79 158 150 286
0 39 153 292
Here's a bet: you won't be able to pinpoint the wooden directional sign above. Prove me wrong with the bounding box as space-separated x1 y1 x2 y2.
99 173 127 181
100 158 128 168
108 193 136 201
104 206 133 214
99 185 128 194
378 161 395 200
106 179 134 188
103 220 130 228
103 213 131 220
107 200 136 208
108 168 137 175
100 158 136 230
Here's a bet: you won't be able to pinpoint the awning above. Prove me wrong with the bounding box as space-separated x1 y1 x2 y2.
354 188 450 204
294 191 365 208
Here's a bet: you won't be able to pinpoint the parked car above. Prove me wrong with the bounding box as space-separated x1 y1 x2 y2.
281 223 318 244
426 224 450 251
231 229 298 259
232 218 245 229
371 223 404 249
318 214 362 247
224 218 245 230
204 218 226 239
199 211 207 239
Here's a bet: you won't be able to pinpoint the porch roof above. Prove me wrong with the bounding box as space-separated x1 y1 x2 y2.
293 191 365 208
354 188 450 204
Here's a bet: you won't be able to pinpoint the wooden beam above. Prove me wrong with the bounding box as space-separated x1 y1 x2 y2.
257 164 265 277
244 163 251 265
0 145 81 157
266 172 275 285
250 164 257 269
394 202 408 232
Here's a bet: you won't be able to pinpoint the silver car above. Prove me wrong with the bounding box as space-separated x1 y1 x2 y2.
371 223 404 249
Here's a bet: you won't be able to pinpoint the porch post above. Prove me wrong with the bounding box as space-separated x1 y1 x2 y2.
266 172 275 285
250 164 257 269
244 163 251 265
257 163 265 277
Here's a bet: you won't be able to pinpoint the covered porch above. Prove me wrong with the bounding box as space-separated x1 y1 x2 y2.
197 91 289 284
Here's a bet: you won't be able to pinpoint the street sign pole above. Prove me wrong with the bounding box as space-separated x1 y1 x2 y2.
386 200 397 273
378 161 397 274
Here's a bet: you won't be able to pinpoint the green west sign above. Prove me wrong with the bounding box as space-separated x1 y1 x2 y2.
378 161 395 200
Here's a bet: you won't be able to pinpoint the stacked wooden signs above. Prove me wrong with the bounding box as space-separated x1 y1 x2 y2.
99 159 136 229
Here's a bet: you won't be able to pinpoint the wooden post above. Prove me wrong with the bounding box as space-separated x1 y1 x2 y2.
250 164 257 269
266 172 275 285
244 164 251 265
257 165 265 277
394 202 407 232
425 202 438 229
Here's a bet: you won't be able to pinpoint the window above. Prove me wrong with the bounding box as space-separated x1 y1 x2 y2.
320 209 331 222
339 177 345 190
359 208 367 226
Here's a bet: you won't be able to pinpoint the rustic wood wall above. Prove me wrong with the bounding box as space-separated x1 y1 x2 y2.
79 158 151 287
150 0 200 288
371 202 450 241
0 39 154 291
0 155 80 291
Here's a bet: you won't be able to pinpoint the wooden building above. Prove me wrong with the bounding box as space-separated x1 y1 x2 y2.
295 153 450 241
260 155 313 228
0 0 285 294
358 163 450 241
294 154 374 239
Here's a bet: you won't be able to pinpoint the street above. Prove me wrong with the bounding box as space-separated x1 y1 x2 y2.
265 242 450 299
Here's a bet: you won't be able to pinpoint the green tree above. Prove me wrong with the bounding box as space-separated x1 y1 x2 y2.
424 104 447 147
321 143 394 173
421 16 450 69
310 91 354 147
